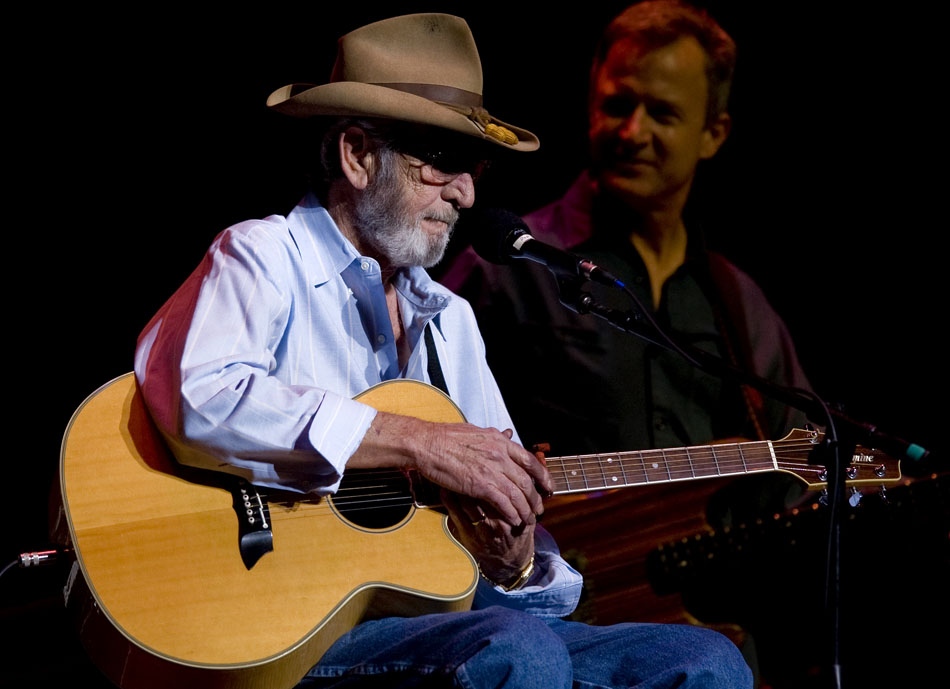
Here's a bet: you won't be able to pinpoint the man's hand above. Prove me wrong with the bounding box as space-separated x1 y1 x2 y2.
415 424 550 526
442 490 536 588
349 412 551 527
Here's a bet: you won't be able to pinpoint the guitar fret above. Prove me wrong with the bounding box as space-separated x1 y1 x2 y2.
579 454 608 490
618 451 648 486
746 442 775 471
690 446 720 478
667 448 693 481
598 453 626 488
684 447 696 478
593 454 609 489
710 445 722 475
714 445 745 474
555 456 590 492
642 450 670 483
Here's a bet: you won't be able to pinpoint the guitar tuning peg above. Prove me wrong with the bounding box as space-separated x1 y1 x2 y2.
848 487 863 507
818 489 829 506
878 486 889 504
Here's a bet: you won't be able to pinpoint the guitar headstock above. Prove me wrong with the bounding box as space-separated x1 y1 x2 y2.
775 428 902 489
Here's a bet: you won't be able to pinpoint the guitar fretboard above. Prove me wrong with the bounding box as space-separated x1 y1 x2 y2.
547 440 778 495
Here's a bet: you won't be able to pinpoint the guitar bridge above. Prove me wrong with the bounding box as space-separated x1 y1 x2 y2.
231 481 273 570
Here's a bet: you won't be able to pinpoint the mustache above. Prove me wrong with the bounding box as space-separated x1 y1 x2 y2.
427 208 460 228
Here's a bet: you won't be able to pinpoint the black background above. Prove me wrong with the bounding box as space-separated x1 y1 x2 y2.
4 2 944 686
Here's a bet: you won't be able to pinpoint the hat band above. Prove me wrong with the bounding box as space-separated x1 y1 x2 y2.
373 82 483 108
371 81 518 145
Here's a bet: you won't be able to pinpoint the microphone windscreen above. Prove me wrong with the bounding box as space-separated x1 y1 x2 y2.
466 207 529 265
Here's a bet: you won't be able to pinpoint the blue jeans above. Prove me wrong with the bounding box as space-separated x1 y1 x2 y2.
300 606 752 688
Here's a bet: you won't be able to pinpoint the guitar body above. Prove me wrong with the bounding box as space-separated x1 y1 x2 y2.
57 374 478 689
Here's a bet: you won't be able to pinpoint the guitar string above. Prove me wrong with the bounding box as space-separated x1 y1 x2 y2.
545 443 873 470
332 465 878 495
333 446 855 487
328 442 881 489
257 445 889 519
329 440 839 484
339 440 861 471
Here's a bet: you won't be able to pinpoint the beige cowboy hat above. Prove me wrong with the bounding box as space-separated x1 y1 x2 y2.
266 13 539 152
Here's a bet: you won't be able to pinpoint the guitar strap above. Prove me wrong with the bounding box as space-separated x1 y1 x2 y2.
424 322 449 396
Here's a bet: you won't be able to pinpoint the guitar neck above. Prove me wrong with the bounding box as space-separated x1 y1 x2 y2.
547 440 777 495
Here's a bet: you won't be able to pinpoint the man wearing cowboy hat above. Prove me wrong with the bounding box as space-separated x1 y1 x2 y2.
134 13 751 689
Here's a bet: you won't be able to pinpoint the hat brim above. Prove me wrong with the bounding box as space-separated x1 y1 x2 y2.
267 82 539 152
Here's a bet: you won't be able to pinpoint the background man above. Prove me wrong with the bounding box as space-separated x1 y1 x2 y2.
437 2 829 685
132 13 750 689
442 0 811 517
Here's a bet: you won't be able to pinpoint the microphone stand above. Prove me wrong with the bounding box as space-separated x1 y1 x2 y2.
552 273 928 689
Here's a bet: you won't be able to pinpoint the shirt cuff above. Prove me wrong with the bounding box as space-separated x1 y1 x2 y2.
471 527 582 619
304 390 378 488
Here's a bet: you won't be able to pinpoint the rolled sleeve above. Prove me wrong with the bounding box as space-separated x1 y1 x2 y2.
304 390 378 489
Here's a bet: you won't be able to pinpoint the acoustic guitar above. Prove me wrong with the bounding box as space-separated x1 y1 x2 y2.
55 373 901 688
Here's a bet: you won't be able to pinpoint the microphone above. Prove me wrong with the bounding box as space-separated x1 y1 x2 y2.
468 208 625 288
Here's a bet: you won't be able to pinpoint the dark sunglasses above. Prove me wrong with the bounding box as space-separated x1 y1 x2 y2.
392 135 493 179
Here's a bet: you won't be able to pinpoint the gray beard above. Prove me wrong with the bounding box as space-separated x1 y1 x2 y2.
353 151 457 269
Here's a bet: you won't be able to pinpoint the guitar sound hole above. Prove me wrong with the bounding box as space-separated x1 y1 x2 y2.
330 469 414 530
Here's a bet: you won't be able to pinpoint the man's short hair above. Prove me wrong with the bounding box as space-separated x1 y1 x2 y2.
301 117 396 204
591 0 736 124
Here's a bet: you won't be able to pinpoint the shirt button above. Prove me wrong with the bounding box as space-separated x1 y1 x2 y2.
361 261 370 271
376 334 386 344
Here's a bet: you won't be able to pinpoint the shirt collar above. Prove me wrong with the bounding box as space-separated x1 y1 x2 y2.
286 192 361 286
287 192 454 333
